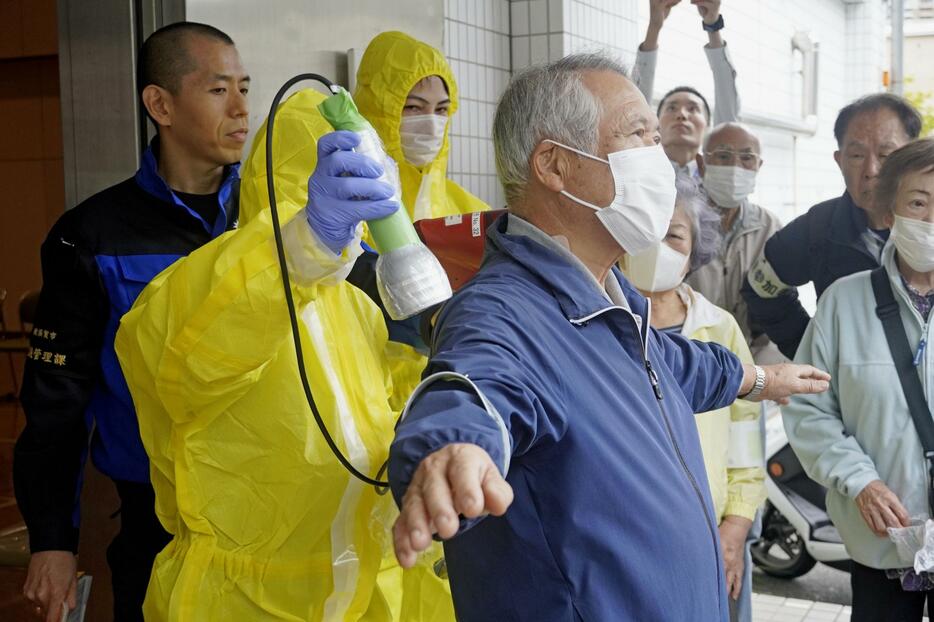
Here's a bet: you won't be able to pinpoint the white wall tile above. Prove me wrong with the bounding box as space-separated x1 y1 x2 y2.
548 33 563 60
530 33 549 62
529 0 548 34
464 0 478 25
512 35 531 69
549 0 564 32
511 1 530 36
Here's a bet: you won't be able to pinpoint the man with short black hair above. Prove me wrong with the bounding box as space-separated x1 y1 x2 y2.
742 93 923 359
633 0 740 177
14 21 248 621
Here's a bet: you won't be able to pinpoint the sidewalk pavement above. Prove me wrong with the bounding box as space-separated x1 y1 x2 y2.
751 592 929 622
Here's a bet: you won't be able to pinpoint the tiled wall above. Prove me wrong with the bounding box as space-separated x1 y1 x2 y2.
557 0 639 65
443 0 512 208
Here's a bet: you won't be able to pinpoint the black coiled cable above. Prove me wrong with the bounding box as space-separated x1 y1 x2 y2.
264 74 390 491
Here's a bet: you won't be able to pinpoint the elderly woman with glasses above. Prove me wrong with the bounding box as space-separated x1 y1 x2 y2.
621 175 767 621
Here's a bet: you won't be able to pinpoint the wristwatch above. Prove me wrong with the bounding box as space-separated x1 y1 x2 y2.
703 14 725 32
739 365 766 400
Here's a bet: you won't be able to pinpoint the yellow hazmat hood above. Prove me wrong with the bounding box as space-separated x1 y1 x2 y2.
354 31 488 219
238 88 333 227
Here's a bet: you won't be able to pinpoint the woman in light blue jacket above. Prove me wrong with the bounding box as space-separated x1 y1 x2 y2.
785 137 934 621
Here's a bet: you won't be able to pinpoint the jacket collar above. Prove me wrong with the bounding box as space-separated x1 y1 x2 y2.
487 214 651 328
827 191 870 247
134 137 241 236
733 200 769 234
678 284 723 336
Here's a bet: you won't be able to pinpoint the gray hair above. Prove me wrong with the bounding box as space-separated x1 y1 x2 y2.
703 121 761 154
675 173 722 271
492 52 629 205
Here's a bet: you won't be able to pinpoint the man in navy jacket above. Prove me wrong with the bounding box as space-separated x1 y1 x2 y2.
388 53 829 621
741 93 922 359
14 22 249 621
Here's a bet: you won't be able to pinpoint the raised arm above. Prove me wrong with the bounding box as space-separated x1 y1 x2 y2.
116 131 397 423
633 0 682 103
694 0 741 123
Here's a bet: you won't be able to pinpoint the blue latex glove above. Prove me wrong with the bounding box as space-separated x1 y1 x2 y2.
305 130 399 254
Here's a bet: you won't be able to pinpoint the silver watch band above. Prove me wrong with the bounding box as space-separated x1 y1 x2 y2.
741 365 766 400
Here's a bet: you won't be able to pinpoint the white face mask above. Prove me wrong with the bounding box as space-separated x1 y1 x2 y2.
545 140 677 255
703 165 757 208
622 241 690 293
893 214 934 273
399 114 448 167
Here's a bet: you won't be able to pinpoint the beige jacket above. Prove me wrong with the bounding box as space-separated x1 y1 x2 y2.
688 201 785 364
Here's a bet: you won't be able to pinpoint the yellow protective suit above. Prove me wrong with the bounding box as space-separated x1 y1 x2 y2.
115 88 453 621
354 30 489 222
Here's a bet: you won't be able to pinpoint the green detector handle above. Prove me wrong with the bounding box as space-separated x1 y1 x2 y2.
318 87 420 254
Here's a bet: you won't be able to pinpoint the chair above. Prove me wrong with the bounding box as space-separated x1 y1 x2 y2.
17 291 39 335
0 289 19 399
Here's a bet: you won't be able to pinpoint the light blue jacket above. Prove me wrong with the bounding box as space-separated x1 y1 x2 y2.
389 214 744 621
785 241 934 569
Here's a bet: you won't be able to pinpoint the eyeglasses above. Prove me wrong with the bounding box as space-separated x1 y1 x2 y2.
705 149 761 168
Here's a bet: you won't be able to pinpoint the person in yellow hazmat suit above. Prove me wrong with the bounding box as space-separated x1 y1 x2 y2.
234 29 489 395
114 85 455 622
354 30 488 223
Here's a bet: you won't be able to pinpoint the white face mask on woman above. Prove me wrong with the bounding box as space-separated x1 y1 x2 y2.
622 241 690 292
703 165 757 208
544 140 677 255
893 214 934 273
399 114 448 167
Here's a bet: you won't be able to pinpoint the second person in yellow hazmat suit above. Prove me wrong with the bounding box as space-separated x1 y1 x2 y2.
354 30 489 222
353 30 491 437
115 81 456 621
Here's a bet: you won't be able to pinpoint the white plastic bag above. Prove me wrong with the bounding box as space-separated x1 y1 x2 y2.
887 517 934 573
887 518 927 567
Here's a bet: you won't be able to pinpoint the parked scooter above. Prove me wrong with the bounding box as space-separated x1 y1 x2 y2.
751 407 851 577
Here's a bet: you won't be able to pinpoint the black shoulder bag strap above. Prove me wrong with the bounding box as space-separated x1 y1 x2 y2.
871 266 934 516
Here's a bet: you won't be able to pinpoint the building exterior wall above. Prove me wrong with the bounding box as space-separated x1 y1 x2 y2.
442 0 888 222
905 29 934 96
443 0 511 208
904 0 934 107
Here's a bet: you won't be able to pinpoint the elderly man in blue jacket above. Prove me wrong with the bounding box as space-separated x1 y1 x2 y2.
388 53 830 621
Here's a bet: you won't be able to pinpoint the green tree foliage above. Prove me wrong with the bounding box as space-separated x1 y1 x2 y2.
905 83 934 137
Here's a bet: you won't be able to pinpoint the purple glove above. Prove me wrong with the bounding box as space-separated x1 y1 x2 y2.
305 130 399 254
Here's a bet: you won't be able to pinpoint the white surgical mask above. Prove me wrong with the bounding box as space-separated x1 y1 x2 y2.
703 165 757 208
893 214 934 273
400 114 448 166
622 241 690 292
545 140 677 255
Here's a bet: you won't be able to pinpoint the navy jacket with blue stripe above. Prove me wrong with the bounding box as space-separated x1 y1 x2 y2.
389 214 744 621
13 140 239 552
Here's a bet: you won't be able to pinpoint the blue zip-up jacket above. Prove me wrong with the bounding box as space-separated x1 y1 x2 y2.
741 192 879 359
389 214 744 621
13 140 239 552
